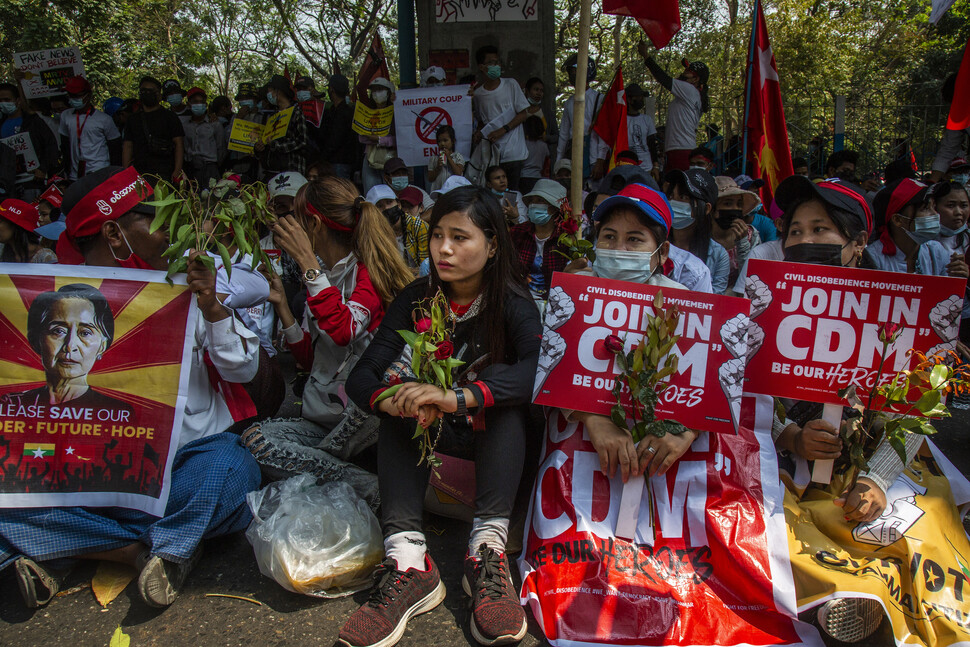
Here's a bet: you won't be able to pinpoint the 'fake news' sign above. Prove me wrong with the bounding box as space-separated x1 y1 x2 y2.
533 272 752 435
743 259 967 404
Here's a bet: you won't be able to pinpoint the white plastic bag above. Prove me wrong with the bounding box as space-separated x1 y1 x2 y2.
246 474 383 597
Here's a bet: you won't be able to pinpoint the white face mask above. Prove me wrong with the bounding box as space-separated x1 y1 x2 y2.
372 90 389 105
669 200 694 229
593 248 657 284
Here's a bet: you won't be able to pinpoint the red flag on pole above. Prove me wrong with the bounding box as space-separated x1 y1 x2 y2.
592 67 629 170
743 0 793 203
354 34 391 105
946 38 970 131
603 0 681 49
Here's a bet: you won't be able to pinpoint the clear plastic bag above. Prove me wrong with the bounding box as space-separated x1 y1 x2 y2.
246 474 384 597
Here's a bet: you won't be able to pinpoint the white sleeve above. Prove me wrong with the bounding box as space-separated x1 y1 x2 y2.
203 314 260 384
509 79 530 112
646 116 657 137
557 102 572 162
670 79 701 108
104 114 121 140
932 127 969 174
590 131 609 162
515 191 527 218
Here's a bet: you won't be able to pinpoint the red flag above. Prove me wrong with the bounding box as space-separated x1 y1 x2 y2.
604 0 681 49
354 33 391 105
743 0 793 204
592 67 629 170
946 37 970 131
283 63 292 85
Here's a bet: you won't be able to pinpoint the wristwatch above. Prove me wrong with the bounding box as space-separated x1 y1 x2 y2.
302 268 322 283
503 124 511 133
453 387 468 416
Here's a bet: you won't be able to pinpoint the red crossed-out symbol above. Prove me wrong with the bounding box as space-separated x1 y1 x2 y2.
415 106 451 144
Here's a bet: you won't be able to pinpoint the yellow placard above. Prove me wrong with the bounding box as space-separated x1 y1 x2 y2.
352 102 394 137
227 107 295 154
263 106 295 142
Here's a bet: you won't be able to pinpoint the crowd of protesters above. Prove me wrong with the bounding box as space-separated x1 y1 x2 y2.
0 38 969 647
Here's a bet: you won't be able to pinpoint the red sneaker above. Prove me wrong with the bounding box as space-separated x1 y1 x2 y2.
462 544 527 645
338 556 446 647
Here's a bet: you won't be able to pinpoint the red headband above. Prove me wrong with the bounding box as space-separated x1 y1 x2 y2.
819 179 873 233
305 201 354 232
886 178 926 224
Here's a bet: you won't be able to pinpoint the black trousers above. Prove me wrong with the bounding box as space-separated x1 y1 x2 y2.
378 405 530 537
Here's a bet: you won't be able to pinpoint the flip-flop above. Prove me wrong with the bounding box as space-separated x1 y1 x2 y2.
13 557 61 608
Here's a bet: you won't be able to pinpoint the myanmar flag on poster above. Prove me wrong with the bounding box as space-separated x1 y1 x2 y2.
743 0 793 203
23 443 55 458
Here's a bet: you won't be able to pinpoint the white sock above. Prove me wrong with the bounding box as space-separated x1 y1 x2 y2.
468 517 509 556
384 531 428 572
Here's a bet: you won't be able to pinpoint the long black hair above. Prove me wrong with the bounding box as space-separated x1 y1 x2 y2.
781 195 876 269
666 174 713 263
0 225 39 263
426 186 532 363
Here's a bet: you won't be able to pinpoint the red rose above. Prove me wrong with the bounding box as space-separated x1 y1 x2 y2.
434 340 454 360
603 334 624 354
415 317 432 333
878 321 904 344
562 218 580 235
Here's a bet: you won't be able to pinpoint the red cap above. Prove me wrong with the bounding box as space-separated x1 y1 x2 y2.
186 86 206 99
886 178 926 223
64 76 91 95
0 199 40 231
398 187 423 208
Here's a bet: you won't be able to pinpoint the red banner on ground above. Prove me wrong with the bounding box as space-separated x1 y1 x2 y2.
743 260 967 404
0 265 196 515
533 272 751 434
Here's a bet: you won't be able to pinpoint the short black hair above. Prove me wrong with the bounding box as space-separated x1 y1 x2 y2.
476 45 498 65
525 77 544 91
0 82 17 96
210 95 232 114
27 284 115 356
139 76 162 90
689 147 713 161
792 156 808 169
485 165 505 182
826 150 859 171
522 115 544 140
435 124 456 142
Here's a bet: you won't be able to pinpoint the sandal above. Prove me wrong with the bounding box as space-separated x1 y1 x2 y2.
14 557 63 608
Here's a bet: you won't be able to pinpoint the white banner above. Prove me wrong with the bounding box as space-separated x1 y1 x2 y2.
14 47 86 99
1 132 39 183
393 85 473 168
435 0 538 22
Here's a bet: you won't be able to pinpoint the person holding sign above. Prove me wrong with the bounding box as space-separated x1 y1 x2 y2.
359 77 397 193
58 76 120 181
0 82 59 200
255 75 309 179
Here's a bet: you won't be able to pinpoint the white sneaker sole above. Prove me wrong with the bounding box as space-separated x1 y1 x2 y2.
818 597 882 643
462 575 528 645
339 579 446 647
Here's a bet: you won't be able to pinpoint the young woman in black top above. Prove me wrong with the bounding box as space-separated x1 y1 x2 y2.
339 186 541 647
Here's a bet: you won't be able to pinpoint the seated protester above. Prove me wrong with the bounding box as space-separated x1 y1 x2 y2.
427 125 466 193
485 165 527 225
930 180 969 256
383 157 434 211
122 76 184 184
730 237 784 296
2 166 261 609
209 235 274 357
399 186 429 225
509 179 570 301
183 88 227 189
734 174 778 242
522 77 555 146
688 146 715 172
553 158 573 189
712 176 762 288
243 177 414 507
824 148 859 182
868 178 968 279
520 116 550 194
339 186 540 647
0 199 58 263
664 168 730 293
255 75 309 179
365 184 429 270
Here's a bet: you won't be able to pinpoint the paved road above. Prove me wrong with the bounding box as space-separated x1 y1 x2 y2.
2 405 968 647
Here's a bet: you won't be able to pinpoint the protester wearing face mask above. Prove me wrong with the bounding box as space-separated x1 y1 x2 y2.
625 84 660 173
420 66 447 88
225 82 263 182
687 147 714 172
932 180 970 254
359 77 397 193
664 168 729 293
120 76 185 183
824 149 860 183
508 179 570 301
0 82 59 200
733 174 778 242
946 157 970 189
182 87 226 189
712 176 761 287
162 79 189 121
522 77 556 146
255 74 309 179
319 74 355 180
382 156 434 209
484 165 526 224
293 76 325 156
365 183 429 270
555 53 609 182
58 76 121 181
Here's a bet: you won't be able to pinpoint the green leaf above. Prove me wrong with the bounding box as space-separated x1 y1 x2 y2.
398 329 421 347
109 626 130 647
372 383 403 403
930 363 948 390
913 390 941 415
149 203 170 234
432 362 447 388
215 241 233 280
632 420 647 443
611 404 628 430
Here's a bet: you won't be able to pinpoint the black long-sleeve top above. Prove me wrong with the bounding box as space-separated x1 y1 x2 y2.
346 280 541 417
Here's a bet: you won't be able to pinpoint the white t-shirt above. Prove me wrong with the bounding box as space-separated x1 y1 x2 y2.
58 107 120 180
556 88 609 163
664 79 702 152
732 239 784 294
522 139 549 179
473 78 530 163
626 112 657 171
427 151 466 192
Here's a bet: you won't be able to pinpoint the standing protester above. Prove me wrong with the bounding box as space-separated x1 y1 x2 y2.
520 116 550 194
122 76 184 183
360 77 396 193
183 87 227 188
825 149 860 182
163 80 190 122
0 83 59 200
930 74 969 183
555 54 609 182
58 76 121 182
522 77 556 148
420 66 447 87
255 75 309 180
637 41 709 172
625 83 659 174
228 82 263 183
471 45 530 191
294 76 325 159
319 74 355 180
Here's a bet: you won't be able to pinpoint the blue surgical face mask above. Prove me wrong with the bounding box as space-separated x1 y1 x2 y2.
166 94 182 106
491 188 505 198
670 200 694 229
296 90 312 102
0 101 16 115
239 99 255 110
190 103 207 116
266 91 278 106
68 98 85 110
528 96 541 106
390 176 409 191
906 213 941 246
593 248 656 284
528 204 552 225
940 223 967 237
486 65 502 80
953 174 969 187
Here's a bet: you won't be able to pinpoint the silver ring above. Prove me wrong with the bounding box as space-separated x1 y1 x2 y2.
646 445 657 454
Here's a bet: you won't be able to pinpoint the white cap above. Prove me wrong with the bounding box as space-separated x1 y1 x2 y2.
431 175 472 198
553 159 572 175
369 77 395 92
420 66 446 86
268 172 308 198
366 184 398 204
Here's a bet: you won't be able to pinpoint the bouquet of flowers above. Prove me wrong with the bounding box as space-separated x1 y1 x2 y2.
602 292 689 442
373 290 465 468
555 197 595 263
831 322 970 492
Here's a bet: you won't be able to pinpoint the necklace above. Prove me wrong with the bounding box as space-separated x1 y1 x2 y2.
449 294 483 323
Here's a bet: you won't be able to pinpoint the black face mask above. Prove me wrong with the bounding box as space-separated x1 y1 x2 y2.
783 242 845 266
383 206 403 227
629 99 645 112
557 178 571 191
714 209 743 230
139 89 160 108
836 171 857 183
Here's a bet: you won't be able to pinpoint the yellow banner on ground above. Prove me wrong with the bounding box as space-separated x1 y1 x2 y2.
352 102 393 137
227 107 295 154
786 451 970 647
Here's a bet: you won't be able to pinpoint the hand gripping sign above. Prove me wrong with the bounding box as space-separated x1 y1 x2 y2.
393 85 473 167
533 272 753 436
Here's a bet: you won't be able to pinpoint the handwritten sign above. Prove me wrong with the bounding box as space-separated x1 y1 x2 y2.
14 47 85 99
